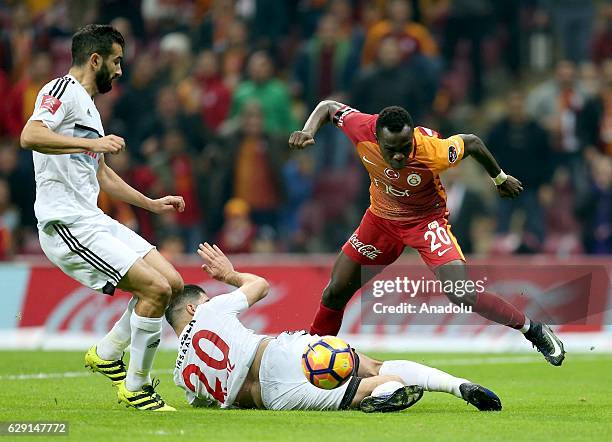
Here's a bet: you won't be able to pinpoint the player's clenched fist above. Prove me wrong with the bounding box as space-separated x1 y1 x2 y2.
88 134 125 154
289 130 315 149
148 195 185 214
497 175 523 198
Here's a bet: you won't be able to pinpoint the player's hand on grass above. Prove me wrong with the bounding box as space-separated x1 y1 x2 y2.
289 131 315 150
148 195 185 214
497 175 523 198
88 135 125 154
198 242 234 282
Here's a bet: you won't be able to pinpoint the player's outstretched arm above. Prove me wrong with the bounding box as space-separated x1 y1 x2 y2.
97 155 185 214
20 120 125 155
197 242 270 306
460 133 524 198
289 100 344 150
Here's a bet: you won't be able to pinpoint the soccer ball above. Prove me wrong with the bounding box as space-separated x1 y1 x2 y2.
302 336 355 389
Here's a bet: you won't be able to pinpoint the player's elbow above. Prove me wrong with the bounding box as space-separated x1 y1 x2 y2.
462 134 485 156
20 126 34 150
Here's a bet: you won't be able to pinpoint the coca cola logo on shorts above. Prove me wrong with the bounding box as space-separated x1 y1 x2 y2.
349 233 382 260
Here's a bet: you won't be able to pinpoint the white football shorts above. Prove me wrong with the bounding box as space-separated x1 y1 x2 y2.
38 213 154 294
259 331 360 411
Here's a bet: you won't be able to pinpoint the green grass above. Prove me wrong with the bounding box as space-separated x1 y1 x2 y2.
0 351 611 441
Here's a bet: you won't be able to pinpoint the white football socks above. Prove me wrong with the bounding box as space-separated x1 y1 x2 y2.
380 360 468 398
520 317 531 334
96 296 137 360
125 312 163 392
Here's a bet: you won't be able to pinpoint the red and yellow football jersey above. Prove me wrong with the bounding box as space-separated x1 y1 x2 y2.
334 105 465 222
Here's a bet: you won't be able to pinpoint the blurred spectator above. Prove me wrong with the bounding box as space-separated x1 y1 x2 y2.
219 19 250 91
576 155 612 254
158 32 192 85
361 0 438 67
230 51 297 135
217 198 257 254
293 14 357 109
113 52 160 148
578 61 612 156
538 0 594 64
540 166 583 255
0 178 19 260
158 234 186 262
150 128 203 251
192 49 231 132
223 100 285 228
138 86 209 153
281 150 316 244
526 60 585 162
4 51 52 138
592 3 612 64
351 37 426 120
487 91 550 241
0 141 35 230
442 0 493 104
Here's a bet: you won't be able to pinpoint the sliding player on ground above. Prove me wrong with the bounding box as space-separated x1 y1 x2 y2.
288 101 565 366
166 243 502 412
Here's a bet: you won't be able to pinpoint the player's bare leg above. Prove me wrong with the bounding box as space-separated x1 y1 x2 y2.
435 259 565 366
310 252 382 336
88 249 183 385
356 353 501 411
111 258 176 410
142 249 184 299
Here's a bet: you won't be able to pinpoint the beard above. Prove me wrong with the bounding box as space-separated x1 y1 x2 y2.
95 64 114 94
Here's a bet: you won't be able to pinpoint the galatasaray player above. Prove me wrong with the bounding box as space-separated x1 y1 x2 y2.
288 102 565 366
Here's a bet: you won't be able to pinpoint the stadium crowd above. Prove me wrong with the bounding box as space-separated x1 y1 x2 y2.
0 0 610 260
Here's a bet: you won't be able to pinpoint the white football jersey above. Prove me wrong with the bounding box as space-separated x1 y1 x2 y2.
28 74 105 229
173 290 267 408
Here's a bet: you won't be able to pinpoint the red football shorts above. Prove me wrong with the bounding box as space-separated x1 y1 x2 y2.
341 209 465 269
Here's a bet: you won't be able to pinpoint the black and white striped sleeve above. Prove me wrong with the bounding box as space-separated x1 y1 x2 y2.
28 76 76 131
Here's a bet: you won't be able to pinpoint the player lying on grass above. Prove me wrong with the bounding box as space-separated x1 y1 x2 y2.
165 243 502 412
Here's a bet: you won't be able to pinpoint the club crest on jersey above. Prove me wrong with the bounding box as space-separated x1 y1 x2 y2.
40 94 62 114
448 145 459 164
384 168 400 180
407 172 422 186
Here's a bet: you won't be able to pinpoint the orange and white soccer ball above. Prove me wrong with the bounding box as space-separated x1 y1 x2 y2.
301 336 355 389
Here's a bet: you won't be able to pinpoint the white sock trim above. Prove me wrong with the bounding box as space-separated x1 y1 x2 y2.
520 317 531 334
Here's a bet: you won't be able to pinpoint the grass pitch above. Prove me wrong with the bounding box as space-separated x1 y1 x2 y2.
0 351 610 442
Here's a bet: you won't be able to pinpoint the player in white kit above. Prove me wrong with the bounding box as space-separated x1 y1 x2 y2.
20 25 182 411
166 243 503 412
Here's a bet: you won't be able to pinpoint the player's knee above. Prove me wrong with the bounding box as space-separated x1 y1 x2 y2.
147 277 173 309
167 270 184 296
445 291 476 307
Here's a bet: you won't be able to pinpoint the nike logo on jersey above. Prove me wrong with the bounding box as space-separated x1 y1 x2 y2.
437 247 453 256
362 155 377 166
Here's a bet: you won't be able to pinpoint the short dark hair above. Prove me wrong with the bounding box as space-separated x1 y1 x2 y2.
165 284 206 327
376 106 414 134
71 24 125 66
